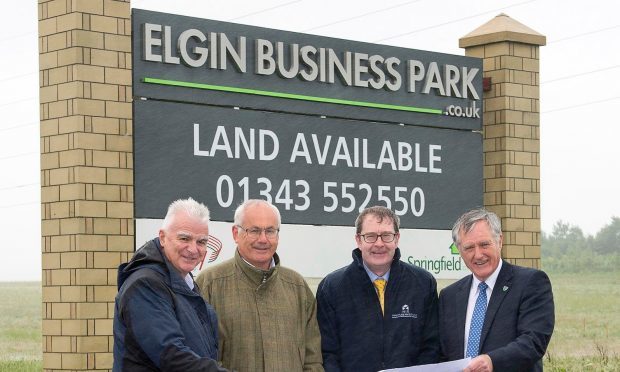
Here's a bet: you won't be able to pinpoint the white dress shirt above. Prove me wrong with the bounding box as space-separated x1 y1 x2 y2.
463 259 503 356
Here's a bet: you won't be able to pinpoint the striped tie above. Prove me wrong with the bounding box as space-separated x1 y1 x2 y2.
374 278 386 315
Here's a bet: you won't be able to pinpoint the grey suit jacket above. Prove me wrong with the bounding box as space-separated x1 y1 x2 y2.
439 261 554 372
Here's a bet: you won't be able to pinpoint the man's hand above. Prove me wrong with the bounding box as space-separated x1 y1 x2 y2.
463 354 493 372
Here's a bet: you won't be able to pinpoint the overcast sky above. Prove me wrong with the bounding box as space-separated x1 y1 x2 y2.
1 0 619 281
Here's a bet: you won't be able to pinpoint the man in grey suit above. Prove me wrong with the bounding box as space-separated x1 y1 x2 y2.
439 208 554 372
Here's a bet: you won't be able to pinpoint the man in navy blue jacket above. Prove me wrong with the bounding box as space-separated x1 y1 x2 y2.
317 206 440 372
113 198 228 371
439 208 554 372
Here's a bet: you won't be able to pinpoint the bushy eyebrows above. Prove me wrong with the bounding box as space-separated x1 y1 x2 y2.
462 240 493 249
176 232 208 240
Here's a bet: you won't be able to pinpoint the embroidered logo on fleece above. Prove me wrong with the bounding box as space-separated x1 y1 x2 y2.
391 304 418 319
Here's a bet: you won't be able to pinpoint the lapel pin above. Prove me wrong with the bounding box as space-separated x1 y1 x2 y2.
503 286 509 292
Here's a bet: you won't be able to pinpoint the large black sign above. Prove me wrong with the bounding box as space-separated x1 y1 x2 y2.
134 100 482 229
132 9 483 131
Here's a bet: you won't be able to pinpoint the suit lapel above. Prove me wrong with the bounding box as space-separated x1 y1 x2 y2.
480 261 513 347
455 275 472 355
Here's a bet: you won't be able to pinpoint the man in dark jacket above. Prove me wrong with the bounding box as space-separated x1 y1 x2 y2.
439 208 554 372
113 198 227 371
316 206 440 372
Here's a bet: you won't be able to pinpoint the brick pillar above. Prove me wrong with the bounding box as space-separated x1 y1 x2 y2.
38 0 132 370
460 14 546 268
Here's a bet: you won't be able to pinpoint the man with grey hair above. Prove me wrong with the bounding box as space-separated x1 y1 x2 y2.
439 208 554 372
113 197 227 371
196 199 323 372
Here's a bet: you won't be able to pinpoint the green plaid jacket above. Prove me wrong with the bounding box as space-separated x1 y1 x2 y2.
196 250 324 372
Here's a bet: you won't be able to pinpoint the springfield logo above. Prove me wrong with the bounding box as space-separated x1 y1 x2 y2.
392 304 417 319
444 101 480 118
407 243 463 274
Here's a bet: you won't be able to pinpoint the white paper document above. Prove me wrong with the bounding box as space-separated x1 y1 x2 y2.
379 358 471 372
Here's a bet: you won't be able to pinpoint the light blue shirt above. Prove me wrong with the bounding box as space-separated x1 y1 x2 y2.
184 273 195 290
363 261 390 286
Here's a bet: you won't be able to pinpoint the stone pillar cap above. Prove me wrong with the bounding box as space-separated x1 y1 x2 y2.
459 13 546 48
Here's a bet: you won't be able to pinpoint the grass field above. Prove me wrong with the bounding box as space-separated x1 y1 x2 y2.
544 271 620 371
1 272 618 371
546 271 620 357
0 282 41 371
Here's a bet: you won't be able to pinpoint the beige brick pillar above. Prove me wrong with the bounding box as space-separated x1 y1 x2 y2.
459 14 545 268
38 0 132 370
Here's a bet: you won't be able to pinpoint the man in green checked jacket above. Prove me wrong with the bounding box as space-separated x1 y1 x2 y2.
196 199 323 372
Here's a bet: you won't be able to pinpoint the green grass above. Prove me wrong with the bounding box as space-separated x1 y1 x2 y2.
0 282 41 363
545 355 620 372
545 271 620 357
1 273 619 370
0 360 41 372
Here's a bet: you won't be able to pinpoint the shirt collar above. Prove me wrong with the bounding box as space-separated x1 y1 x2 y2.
363 261 390 282
471 259 502 292
241 256 276 269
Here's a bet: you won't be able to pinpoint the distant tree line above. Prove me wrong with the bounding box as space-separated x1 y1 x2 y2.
541 217 620 272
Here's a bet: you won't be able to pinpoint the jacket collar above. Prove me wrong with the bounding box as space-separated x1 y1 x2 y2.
235 249 280 288
480 261 514 344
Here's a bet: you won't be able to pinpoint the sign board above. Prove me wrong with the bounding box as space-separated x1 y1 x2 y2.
134 99 481 229
132 9 482 279
132 9 483 131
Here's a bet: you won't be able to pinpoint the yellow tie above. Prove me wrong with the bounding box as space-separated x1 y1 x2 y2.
374 278 386 315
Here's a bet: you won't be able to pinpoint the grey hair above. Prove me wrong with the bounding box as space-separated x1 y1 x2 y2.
355 205 400 234
161 197 210 230
451 208 502 246
233 199 281 227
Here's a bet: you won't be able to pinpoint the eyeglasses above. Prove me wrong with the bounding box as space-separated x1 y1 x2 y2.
359 232 397 243
237 225 280 239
